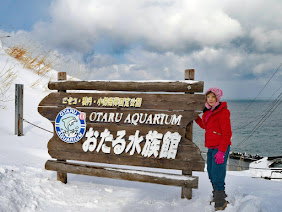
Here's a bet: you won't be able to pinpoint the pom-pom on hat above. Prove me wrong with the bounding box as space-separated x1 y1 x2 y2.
206 87 223 102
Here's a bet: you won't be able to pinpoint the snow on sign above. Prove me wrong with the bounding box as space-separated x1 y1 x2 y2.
38 71 206 200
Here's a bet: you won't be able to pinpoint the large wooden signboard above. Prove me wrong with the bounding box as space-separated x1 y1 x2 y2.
38 70 205 200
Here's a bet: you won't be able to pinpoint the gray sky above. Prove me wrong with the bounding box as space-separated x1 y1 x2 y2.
1 0 281 99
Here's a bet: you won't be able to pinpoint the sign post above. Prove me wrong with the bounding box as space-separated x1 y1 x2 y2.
182 69 195 199
15 84 23 136
57 72 67 184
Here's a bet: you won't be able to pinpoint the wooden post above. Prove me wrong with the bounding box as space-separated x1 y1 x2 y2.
185 69 195 81
57 159 67 184
181 69 195 199
181 169 192 199
184 69 195 142
15 84 23 136
57 72 67 184
58 72 67 81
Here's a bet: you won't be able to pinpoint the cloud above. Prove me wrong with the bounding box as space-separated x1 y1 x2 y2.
250 28 282 54
222 0 282 30
79 46 280 82
31 0 243 53
1 0 282 99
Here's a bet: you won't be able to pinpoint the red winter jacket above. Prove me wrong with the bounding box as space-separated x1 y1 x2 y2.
195 102 232 152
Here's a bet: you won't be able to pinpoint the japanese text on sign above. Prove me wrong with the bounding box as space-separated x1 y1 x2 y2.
82 128 181 159
62 96 142 108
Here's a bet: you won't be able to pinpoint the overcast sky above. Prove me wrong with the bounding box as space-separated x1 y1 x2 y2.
0 0 281 99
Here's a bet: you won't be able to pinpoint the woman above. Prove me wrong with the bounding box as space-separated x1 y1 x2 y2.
195 87 232 211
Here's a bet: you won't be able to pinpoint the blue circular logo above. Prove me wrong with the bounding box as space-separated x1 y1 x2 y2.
55 108 86 143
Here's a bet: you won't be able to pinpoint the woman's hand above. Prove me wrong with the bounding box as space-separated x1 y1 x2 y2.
214 151 225 164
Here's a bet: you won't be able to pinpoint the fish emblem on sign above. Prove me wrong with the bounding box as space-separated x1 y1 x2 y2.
55 108 86 143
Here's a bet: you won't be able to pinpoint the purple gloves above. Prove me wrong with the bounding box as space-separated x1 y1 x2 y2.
214 151 225 164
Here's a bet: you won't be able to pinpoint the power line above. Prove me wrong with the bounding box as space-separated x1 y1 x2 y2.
233 63 282 131
246 63 282 109
261 83 282 114
236 92 282 147
233 86 282 131
239 94 281 145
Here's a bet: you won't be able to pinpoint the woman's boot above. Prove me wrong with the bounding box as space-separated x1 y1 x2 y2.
210 189 227 205
214 190 228 211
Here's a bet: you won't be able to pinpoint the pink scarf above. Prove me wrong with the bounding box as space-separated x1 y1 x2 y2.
205 102 220 110
205 110 212 123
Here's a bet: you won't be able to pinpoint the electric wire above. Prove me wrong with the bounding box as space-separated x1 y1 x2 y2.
236 92 282 147
242 93 282 141
261 83 282 114
238 95 281 146
233 86 282 131
232 64 282 131
246 63 282 109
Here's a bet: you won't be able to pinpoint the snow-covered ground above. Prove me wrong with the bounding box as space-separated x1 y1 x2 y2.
1 45 282 212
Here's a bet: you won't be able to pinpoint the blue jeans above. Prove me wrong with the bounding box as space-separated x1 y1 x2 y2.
207 146 230 191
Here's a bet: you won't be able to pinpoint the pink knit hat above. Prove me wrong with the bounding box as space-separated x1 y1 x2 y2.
205 87 223 109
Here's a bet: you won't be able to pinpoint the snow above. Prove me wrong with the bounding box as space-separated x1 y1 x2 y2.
1 46 282 212
51 80 200 84
104 168 195 181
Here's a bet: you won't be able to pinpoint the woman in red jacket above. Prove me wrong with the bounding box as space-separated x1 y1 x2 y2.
195 87 232 211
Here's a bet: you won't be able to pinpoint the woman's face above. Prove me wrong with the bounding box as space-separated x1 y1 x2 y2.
206 93 217 107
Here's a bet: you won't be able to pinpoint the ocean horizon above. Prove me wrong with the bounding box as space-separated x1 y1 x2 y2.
193 100 282 157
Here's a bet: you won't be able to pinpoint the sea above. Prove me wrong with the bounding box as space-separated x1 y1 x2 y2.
193 100 282 169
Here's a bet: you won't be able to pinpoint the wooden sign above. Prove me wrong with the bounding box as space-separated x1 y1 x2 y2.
38 70 205 200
